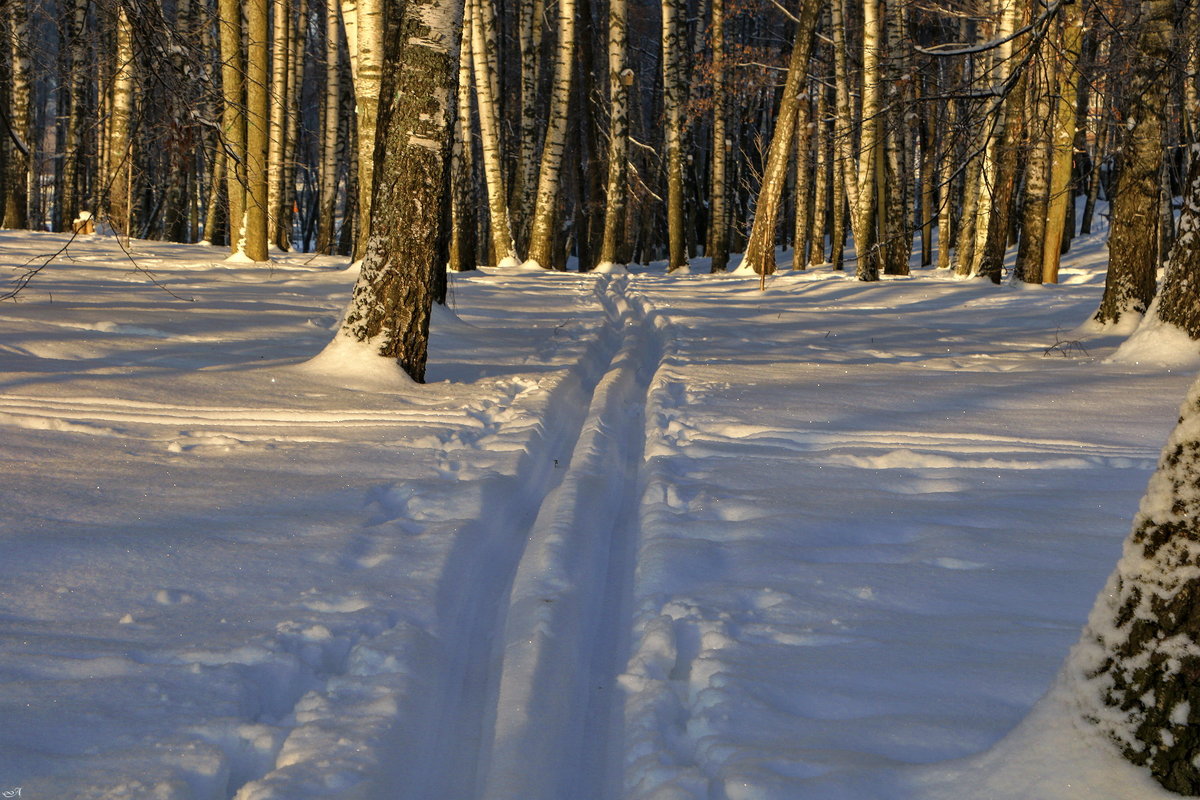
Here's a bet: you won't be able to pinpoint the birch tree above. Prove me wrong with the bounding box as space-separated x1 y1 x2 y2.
742 0 822 277
525 0 576 270
347 0 383 260
218 0 248 254
3 0 32 228
597 0 630 269
106 3 134 236
337 0 465 381
245 0 271 261
1040 0 1084 284
707 0 730 273
315 0 342 254
268 0 292 249
660 0 687 271
470 0 518 266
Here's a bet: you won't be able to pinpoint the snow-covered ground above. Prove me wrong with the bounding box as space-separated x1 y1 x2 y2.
0 227 1193 799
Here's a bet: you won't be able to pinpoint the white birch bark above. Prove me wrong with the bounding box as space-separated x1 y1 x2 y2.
597 0 630 268
316 0 341 254
106 4 134 236
525 0 576 269
661 0 687 271
268 0 292 249
470 0 518 265
968 0 1018 275
2 0 31 228
707 0 729 272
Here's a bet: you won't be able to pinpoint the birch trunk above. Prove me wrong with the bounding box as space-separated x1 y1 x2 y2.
525 0 576 270
808 77 829 267
661 0 687 271
470 0 518 265
597 0 629 268
514 0 545 251
245 0 271 260
1016 56 1054 284
350 0 383 260
59 0 89 230
967 0 1019 277
792 91 813 269
218 0 248 254
742 0 821 277
338 0 465 381
316 0 341 254
106 4 133 236
3 0 31 228
707 0 730 272
449 13 477 272
1041 0 1083 284
268 0 292 249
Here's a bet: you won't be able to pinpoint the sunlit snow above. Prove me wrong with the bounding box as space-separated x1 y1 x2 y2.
0 223 1192 799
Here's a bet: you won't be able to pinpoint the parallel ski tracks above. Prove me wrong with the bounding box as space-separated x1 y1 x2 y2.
409 276 664 800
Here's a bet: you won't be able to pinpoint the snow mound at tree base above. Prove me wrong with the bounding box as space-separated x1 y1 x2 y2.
909 676 1175 800
295 331 416 390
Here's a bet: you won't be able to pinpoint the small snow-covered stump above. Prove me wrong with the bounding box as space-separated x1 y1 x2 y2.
71 211 95 235
1073 378 1200 794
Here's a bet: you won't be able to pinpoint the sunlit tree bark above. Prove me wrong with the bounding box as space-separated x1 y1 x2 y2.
525 0 576 270
338 0 465 381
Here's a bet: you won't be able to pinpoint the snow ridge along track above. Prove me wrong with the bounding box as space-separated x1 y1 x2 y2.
474 277 663 800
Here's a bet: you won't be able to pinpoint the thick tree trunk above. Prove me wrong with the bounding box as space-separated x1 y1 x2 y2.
1154 147 1200 338
338 0 464 382
1071 366 1200 794
1095 0 1174 325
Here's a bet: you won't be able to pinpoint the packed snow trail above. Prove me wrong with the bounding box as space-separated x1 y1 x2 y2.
400 277 664 800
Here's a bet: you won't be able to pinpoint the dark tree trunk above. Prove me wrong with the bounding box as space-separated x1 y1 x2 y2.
337 0 464 382
1095 0 1174 324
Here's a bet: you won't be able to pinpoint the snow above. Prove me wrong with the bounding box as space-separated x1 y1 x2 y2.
0 227 1194 799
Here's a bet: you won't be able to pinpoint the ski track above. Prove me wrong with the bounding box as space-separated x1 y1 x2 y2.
415 276 666 800
221 275 666 800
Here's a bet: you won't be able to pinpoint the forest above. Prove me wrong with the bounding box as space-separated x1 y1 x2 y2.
7 0 1200 795
2 0 1199 298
